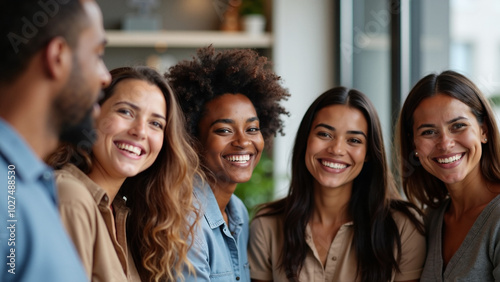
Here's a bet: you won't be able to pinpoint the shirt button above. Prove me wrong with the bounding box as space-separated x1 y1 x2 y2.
236 277 240 281
43 171 52 180
332 256 337 261
104 195 109 202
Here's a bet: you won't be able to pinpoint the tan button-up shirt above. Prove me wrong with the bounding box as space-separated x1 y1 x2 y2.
249 210 425 281
56 164 141 282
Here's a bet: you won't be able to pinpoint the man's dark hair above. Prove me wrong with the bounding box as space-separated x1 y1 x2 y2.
0 0 88 84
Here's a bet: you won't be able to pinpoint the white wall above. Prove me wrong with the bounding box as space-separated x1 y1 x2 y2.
272 0 334 198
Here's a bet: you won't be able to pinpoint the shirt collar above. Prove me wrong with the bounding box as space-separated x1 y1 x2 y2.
194 183 245 229
0 119 51 182
61 164 108 202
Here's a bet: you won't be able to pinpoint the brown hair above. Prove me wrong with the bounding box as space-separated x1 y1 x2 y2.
396 70 500 208
47 66 201 281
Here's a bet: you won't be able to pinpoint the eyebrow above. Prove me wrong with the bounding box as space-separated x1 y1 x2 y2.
416 116 467 130
114 101 166 120
210 116 259 127
314 123 367 138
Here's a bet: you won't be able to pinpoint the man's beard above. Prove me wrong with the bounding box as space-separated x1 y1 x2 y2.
59 107 98 151
54 55 101 151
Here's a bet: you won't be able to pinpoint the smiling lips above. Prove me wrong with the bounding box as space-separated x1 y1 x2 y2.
435 153 464 164
115 142 143 156
321 160 347 169
225 154 251 163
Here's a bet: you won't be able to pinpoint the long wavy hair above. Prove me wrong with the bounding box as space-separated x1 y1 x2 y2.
255 87 424 282
396 70 500 208
47 66 201 281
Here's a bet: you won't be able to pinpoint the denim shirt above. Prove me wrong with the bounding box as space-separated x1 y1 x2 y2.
0 120 88 281
183 183 250 281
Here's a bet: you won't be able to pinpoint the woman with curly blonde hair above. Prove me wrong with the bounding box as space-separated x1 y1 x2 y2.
47 66 201 281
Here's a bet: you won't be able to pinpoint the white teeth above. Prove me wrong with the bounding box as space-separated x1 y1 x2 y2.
226 155 250 163
322 160 347 169
116 143 141 156
437 154 462 164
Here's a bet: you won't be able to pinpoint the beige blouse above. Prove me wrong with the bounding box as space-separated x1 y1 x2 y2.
249 210 426 281
56 164 141 282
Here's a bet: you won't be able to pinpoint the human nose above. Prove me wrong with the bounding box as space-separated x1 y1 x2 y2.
327 138 344 155
436 132 454 151
129 119 146 139
100 63 111 88
231 131 252 148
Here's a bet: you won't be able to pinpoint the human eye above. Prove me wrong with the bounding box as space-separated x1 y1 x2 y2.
150 120 164 130
316 131 332 139
247 126 261 134
117 108 133 117
419 129 436 136
451 122 467 131
214 128 232 134
348 137 363 144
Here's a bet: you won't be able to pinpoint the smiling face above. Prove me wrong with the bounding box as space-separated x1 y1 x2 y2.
91 78 166 179
412 93 487 185
198 93 264 189
305 104 368 191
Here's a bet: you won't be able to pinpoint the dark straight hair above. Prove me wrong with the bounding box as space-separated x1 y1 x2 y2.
256 87 424 282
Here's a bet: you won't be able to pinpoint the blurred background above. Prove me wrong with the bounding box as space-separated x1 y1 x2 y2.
100 0 500 216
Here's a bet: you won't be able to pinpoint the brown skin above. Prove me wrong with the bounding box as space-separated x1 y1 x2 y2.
197 93 264 224
252 106 417 282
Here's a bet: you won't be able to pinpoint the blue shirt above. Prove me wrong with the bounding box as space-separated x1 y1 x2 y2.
183 183 250 281
0 120 88 281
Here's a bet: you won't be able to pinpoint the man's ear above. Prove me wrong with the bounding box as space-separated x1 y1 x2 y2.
43 37 71 81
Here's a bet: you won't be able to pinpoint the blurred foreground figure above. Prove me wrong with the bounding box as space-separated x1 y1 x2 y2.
0 0 110 280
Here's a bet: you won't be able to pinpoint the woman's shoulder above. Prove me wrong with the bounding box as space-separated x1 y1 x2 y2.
480 194 500 226
389 203 424 231
55 164 97 206
251 208 283 231
250 211 282 241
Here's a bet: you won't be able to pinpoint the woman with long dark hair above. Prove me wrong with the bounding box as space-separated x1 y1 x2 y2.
249 87 425 282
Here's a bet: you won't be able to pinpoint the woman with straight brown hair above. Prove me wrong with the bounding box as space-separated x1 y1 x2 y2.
396 70 500 281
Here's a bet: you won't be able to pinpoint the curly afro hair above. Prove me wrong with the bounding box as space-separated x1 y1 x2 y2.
166 45 290 149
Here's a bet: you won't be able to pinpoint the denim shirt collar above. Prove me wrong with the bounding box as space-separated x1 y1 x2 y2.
194 182 245 230
0 119 56 201
0 119 51 180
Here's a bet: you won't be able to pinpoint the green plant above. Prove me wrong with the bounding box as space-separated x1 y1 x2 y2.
239 0 265 15
234 150 274 218
489 94 500 106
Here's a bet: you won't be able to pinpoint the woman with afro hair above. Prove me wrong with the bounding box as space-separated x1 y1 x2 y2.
166 45 290 281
